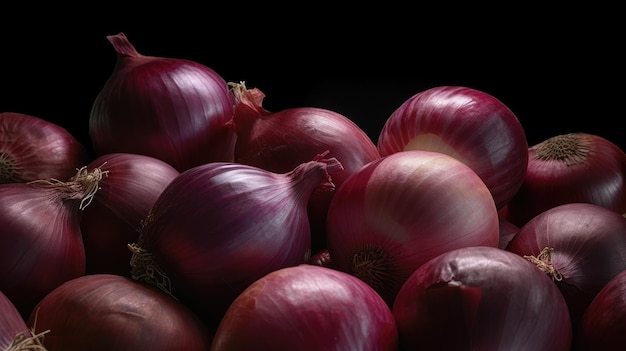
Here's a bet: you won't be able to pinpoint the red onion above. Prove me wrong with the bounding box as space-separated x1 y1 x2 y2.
27 274 213 350
505 202 626 329
326 150 499 306
211 264 398 351
392 246 572 350
576 269 626 350
227 82 381 252
129 152 343 326
1 290 46 350
376 85 528 210
498 215 519 250
89 32 236 172
504 132 626 227
0 165 106 319
0 111 91 184
80 153 180 277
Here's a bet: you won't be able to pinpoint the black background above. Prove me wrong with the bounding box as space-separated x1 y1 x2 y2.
2 6 623 155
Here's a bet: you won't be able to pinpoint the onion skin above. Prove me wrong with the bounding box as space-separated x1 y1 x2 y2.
576 269 626 350
211 264 398 351
326 150 499 306
504 132 626 227
80 153 180 277
27 274 213 351
505 202 626 329
0 112 91 184
376 85 528 210
1 290 42 350
89 32 236 172
392 246 572 351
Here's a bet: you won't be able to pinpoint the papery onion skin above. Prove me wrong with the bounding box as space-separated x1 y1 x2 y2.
132 154 343 327
504 132 626 227
89 32 236 172
376 85 528 210
0 290 38 350
505 202 626 329
326 150 499 306
0 112 91 184
392 246 572 351
576 269 626 350
80 153 180 277
27 274 212 351
211 264 398 351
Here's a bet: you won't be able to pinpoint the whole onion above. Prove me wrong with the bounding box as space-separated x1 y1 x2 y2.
227 82 381 252
504 132 626 227
392 246 572 350
129 152 343 326
1 290 46 350
0 111 91 184
211 264 398 351
89 32 236 172
376 86 529 210
27 274 213 350
505 202 626 329
80 153 180 277
326 150 499 306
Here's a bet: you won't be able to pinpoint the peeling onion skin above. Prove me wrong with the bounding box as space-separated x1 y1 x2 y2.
211 264 398 351
0 112 91 184
392 246 572 351
27 274 213 351
576 269 626 350
503 132 626 227
89 32 236 172
505 202 626 330
376 86 528 210
326 150 500 306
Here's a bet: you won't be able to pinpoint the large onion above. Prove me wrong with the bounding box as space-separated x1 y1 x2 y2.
211 264 398 351
326 150 499 306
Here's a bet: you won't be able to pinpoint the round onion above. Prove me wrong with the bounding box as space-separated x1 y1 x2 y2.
1 290 46 350
80 152 180 277
227 82 381 252
505 202 626 329
503 132 626 227
211 264 398 351
326 150 499 306
0 111 91 184
89 32 236 172
376 85 529 210
392 246 572 350
576 269 626 350
129 152 343 327
27 274 213 350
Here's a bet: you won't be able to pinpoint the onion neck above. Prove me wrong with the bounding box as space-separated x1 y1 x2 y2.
523 247 564 281
534 133 589 166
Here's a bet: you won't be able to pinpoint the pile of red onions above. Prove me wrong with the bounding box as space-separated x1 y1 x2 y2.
376 86 529 210
227 82 381 252
211 264 398 351
326 150 499 306
129 152 343 327
27 274 213 350
89 32 236 172
1 290 46 350
392 246 572 350
0 112 91 184
503 132 626 227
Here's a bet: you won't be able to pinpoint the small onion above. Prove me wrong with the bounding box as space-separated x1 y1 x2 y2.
80 153 180 277
376 85 529 210
0 111 91 184
129 152 343 326
326 150 499 306
576 269 626 350
1 290 46 350
392 246 572 350
89 32 236 172
504 132 626 227
211 264 398 351
506 202 626 329
27 274 213 350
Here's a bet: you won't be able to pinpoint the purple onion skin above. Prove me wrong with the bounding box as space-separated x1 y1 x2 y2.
392 246 572 351
211 264 398 351
0 290 32 350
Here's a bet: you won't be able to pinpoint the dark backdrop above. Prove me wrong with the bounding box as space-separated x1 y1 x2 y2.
2 6 623 154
